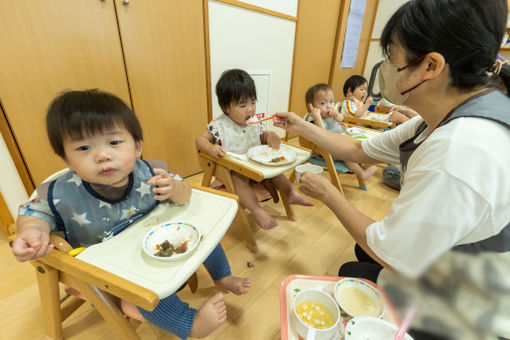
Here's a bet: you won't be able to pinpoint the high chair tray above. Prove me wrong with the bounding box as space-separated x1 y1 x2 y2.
76 188 238 298
280 274 400 340
225 143 311 179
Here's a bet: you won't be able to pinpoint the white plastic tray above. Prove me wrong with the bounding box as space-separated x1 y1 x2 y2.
76 188 238 298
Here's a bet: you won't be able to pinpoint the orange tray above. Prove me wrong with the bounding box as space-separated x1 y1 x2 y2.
280 274 400 340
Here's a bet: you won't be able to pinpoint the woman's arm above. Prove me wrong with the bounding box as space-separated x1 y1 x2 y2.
299 172 391 269
273 112 380 163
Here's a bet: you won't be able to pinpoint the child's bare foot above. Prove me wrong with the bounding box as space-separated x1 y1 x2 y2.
287 190 313 206
215 275 251 295
360 165 378 181
253 208 278 229
189 293 227 338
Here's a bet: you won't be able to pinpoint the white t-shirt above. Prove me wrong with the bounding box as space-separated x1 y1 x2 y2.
361 115 510 278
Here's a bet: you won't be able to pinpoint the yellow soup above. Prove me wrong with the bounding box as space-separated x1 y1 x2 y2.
338 287 378 316
295 301 335 329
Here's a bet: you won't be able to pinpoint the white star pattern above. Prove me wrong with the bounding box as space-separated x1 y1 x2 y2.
53 199 60 205
99 200 111 209
71 211 90 226
136 181 152 198
121 206 135 220
67 173 82 187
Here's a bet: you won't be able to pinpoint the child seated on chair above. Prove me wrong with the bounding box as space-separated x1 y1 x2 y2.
196 69 312 230
11 89 250 340
305 83 377 181
336 75 374 118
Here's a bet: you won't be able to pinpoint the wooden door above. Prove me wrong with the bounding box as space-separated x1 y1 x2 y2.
0 0 130 186
115 0 209 177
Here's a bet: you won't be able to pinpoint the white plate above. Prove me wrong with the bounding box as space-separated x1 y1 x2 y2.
345 316 414 340
142 221 201 261
334 278 385 319
365 113 390 122
345 127 368 137
247 145 297 166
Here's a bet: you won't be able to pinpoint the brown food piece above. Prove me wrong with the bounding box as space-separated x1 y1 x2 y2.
270 156 286 163
247 261 255 268
154 240 174 257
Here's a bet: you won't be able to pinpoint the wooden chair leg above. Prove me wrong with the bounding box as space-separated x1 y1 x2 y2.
66 275 141 340
201 160 216 187
34 263 64 340
323 153 344 195
187 272 198 293
289 170 296 183
215 165 259 253
279 191 296 222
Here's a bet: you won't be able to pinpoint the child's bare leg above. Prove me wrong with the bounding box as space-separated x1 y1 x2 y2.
270 174 313 206
215 276 251 295
232 173 277 229
344 161 378 181
189 293 227 338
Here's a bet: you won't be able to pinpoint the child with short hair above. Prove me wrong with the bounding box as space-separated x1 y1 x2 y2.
337 75 374 117
306 83 377 181
196 69 312 230
11 89 250 340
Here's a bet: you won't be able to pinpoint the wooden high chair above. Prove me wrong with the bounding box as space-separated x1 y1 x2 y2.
196 141 311 254
298 123 383 194
336 102 395 130
18 168 238 339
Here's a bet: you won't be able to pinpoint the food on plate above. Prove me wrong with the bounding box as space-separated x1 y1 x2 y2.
295 301 335 329
270 156 287 163
338 287 378 317
154 239 189 257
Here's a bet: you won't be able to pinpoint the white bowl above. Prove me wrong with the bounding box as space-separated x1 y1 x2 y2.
293 288 341 340
345 316 414 340
142 221 201 261
334 278 385 319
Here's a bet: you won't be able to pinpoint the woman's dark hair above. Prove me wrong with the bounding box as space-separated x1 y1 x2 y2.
215 69 257 113
343 75 368 96
380 0 507 90
305 83 332 105
46 89 143 159
492 64 510 96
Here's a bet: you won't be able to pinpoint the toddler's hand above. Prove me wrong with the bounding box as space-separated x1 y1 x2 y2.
209 145 226 158
365 96 374 106
307 103 321 121
265 131 281 150
332 109 343 122
148 168 178 201
12 227 53 262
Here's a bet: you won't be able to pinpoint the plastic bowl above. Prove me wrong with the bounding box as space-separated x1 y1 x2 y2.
334 278 385 319
345 316 414 340
142 221 201 261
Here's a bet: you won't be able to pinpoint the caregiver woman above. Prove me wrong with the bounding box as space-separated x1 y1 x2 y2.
275 1 510 339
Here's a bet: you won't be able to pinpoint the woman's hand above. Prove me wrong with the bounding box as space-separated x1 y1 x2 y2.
273 112 306 134
264 131 281 149
298 172 337 202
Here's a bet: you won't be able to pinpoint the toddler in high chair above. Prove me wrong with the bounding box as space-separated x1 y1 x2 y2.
196 69 312 230
11 89 250 340
336 75 374 118
305 83 377 181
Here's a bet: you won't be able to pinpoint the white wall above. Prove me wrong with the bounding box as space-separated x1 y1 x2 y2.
0 134 28 220
237 0 298 17
363 0 408 92
208 1 296 137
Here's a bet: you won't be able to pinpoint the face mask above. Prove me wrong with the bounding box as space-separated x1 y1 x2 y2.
378 55 426 105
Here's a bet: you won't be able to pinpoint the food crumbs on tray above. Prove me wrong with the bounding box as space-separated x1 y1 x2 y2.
247 261 255 268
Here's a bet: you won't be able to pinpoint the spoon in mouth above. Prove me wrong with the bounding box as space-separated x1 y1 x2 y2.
248 114 275 124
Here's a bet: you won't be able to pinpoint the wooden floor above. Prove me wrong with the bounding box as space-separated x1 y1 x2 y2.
0 146 398 339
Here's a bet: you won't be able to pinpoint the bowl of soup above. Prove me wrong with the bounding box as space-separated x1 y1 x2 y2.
334 278 385 320
292 288 340 340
